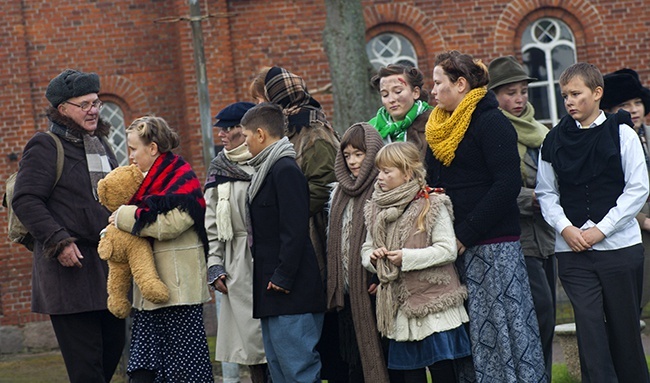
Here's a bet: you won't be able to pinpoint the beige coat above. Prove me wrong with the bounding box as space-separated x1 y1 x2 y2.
205 173 266 365
116 206 210 310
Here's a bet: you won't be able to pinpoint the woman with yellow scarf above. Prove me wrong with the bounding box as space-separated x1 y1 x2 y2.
424 51 546 382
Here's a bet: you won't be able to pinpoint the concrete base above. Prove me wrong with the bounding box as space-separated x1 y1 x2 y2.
0 321 58 354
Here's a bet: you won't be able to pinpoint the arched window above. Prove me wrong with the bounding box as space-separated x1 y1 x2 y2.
521 18 577 126
100 102 129 166
366 32 418 69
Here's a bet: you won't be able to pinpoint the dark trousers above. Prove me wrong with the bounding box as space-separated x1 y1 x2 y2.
558 244 650 383
50 309 126 383
525 255 556 382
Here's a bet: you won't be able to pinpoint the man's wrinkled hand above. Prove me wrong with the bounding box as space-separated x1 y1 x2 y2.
57 243 83 268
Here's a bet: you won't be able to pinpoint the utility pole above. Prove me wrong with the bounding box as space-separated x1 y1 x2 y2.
189 0 214 169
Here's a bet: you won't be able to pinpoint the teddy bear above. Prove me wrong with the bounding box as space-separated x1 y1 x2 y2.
97 164 170 319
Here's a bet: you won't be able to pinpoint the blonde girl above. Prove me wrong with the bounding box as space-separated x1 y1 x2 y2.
361 142 471 382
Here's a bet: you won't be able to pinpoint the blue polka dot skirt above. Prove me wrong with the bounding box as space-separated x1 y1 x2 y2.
128 304 214 382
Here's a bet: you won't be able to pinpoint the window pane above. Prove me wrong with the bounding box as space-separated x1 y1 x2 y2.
555 83 568 120
366 33 418 69
521 25 534 46
521 17 576 126
559 23 575 42
533 20 557 43
552 45 575 80
523 48 548 81
100 102 129 166
529 86 550 121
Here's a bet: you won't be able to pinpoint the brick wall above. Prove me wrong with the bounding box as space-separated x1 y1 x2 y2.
1 0 649 339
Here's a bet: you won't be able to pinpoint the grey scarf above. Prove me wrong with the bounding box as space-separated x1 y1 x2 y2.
50 123 111 200
245 137 296 247
247 136 296 202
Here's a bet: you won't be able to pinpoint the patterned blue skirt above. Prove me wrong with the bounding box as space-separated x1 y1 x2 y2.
388 325 471 370
457 241 547 383
128 304 214 382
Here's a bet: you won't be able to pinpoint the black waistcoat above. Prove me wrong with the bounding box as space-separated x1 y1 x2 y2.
541 111 631 227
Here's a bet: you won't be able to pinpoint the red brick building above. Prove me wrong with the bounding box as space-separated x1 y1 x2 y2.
1 0 649 351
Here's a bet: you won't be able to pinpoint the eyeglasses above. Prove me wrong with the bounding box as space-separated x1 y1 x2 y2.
65 99 103 112
218 124 241 133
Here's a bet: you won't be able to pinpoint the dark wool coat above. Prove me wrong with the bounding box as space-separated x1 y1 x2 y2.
248 157 326 318
13 122 117 315
425 91 522 247
407 108 432 161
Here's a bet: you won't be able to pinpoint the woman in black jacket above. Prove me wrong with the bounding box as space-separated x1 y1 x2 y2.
424 51 546 382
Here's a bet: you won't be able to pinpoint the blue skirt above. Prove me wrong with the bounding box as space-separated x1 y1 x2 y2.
458 241 547 382
388 325 471 370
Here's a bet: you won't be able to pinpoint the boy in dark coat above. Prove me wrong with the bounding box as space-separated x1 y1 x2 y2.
241 102 326 383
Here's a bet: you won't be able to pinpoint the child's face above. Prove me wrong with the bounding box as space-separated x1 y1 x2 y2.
127 131 159 173
379 74 420 121
242 126 263 157
609 97 646 131
495 80 528 117
377 166 409 191
560 76 603 126
342 145 366 178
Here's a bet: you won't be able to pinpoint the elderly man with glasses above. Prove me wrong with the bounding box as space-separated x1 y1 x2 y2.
12 69 123 383
205 102 269 383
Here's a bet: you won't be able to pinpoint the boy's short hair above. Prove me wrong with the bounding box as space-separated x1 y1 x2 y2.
559 62 604 91
241 102 286 138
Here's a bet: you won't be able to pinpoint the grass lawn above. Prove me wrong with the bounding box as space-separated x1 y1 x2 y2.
0 336 648 382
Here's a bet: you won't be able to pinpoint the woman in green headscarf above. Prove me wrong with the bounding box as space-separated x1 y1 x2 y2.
369 64 432 159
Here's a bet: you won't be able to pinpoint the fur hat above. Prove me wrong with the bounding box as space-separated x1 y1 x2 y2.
46 69 100 108
214 102 256 128
487 56 537 90
602 68 650 115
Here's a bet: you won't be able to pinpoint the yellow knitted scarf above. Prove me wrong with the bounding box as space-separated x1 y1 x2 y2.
425 87 487 166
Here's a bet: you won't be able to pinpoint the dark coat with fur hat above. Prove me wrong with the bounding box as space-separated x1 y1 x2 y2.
12 109 117 315
602 68 650 114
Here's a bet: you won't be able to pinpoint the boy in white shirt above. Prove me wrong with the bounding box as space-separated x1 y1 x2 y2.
536 62 650 382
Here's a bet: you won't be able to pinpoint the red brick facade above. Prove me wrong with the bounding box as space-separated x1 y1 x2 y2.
1 0 649 332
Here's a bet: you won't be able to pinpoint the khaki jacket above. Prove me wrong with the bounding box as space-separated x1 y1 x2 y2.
116 206 210 310
205 174 266 365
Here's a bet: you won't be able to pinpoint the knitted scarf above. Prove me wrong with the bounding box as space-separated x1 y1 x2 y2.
425 87 488 166
500 102 548 180
264 66 332 134
128 151 208 255
365 179 423 334
204 143 252 241
369 100 432 142
49 122 112 200
326 124 389 381
247 137 296 203
327 123 383 309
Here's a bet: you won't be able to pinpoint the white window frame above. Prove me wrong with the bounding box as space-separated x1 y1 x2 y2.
522 18 577 126
366 32 418 69
100 102 129 166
